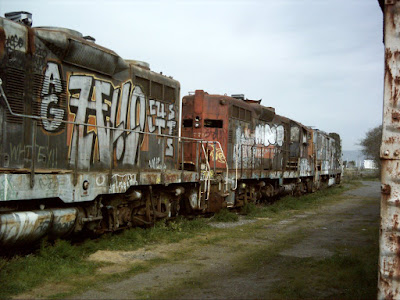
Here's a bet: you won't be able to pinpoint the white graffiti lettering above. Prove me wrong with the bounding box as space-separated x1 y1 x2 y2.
38 63 177 168
40 62 65 132
68 76 147 168
255 124 284 147
148 157 166 170
109 174 138 193
148 100 176 157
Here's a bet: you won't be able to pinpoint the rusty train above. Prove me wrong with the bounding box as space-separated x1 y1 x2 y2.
0 12 342 247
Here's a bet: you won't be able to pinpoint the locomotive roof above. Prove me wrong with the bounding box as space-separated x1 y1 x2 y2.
187 91 314 130
1 15 178 85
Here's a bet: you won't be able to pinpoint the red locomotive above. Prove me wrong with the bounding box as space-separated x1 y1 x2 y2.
181 90 341 212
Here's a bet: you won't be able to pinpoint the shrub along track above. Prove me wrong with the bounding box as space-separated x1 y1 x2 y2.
15 181 380 299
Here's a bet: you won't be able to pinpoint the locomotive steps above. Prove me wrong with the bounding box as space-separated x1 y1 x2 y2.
4 180 379 299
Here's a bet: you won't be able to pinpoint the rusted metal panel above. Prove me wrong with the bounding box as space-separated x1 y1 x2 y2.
181 90 230 170
379 1 400 299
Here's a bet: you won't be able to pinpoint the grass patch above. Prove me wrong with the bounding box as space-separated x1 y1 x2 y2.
267 210 380 299
138 228 309 299
0 217 211 299
269 247 378 299
212 208 239 222
0 239 99 298
241 183 359 219
241 187 351 219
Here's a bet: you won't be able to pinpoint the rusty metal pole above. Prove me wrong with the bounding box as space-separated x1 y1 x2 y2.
379 1 400 298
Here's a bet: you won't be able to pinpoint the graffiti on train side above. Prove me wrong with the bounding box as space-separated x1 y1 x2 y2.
208 144 227 164
148 100 177 157
255 124 284 147
234 124 284 167
40 62 65 132
37 62 177 168
109 173 138 194
67 76 146 168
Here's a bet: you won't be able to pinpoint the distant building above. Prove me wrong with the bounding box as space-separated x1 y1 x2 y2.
342 150 365 168
364 159 378 169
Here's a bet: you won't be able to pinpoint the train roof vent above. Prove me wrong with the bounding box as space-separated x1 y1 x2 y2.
5 11 32 27
231 94 245 100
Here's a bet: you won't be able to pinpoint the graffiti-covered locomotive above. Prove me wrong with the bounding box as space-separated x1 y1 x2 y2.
181 91 341 212
0 12 341 247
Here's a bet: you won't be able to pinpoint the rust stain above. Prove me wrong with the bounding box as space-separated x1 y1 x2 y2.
388 136 396 144
394 214 399 231
27 27 35 55
393 111 400 122
382 184 392 195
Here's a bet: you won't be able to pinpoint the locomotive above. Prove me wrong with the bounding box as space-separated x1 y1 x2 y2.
181 90 341 212
0 12 341 247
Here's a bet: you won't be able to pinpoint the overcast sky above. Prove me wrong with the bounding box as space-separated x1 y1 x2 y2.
0 0 383 150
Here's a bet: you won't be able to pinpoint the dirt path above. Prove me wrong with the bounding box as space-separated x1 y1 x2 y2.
70 181 380 299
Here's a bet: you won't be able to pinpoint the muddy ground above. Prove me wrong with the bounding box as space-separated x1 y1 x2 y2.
65 181 380 299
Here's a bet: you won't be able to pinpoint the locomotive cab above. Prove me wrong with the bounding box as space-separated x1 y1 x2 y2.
181 90 229 171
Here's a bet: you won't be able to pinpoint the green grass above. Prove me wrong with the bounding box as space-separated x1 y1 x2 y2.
0 217 211 299
269 240 379 299
0 239 99 298
241 183 354 219
212 208 239 222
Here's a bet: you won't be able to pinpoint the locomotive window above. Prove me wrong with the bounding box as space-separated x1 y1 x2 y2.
204 119 223 128
183 119 193 127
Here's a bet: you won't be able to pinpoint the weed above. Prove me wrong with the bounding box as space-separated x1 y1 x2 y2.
241 202 258 215
212 208 239 222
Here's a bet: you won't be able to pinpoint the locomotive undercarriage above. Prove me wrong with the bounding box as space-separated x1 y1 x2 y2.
0 182 202 247
233 177 314 207
0 171 342 247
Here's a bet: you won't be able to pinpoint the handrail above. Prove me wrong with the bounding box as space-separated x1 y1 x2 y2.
232 144 239 191
200 142 211 201
215 141 229 192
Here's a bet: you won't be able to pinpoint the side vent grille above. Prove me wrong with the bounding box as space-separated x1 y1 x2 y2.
5 68 25 124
